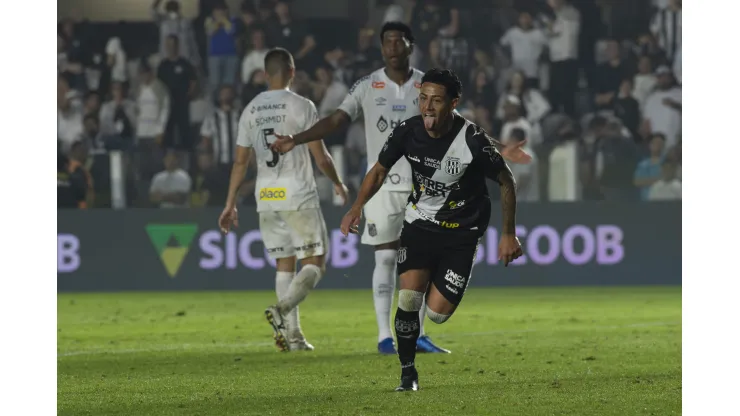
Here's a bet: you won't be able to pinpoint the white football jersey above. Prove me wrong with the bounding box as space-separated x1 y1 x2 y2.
338 67 424 192
237 89 320 213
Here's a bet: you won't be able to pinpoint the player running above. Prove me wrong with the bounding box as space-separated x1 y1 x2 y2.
218 48 349 352
340 69 524 391
268 22 450 355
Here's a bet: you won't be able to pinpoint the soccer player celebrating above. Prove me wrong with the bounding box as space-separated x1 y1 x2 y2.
340 68 524 391
269 21 451 355
219 48 349 352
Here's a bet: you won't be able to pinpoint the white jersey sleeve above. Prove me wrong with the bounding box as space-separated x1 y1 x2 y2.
337 76 370 122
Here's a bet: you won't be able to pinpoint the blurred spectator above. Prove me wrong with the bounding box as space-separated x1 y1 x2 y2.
78 115 105 154
499 95 533 146
507 128 539 202
350 28 383 81
344 120 367 186
58 77 84 154
544 0 581 116
593 40 630 111
633 32 665 65
67 141 94 208
473 106 495 138
640 65 681 149
150 150 192 208
632 55 657 108
597 121 639 201
265 1 317 65
206 2 239 92
241 29 269 86
673 46 681 84
99 82 137 149
152 0 201 67
669 136 681 180
200 85 239 177
189 150 225 208
496 71 550 145
500 10 548 87
58 19 86 91
257 0 275 22
410 0 459 54
58 152 88 209
647 160 681 201
423 38 444 70
158 35 197 150
613 78 640 137
241 69 267 106
135 62 170 187
470 49 495 84
650 0 681 65
105 37 128 85
84 92 101 118
235 2 259 56
314 64 348 119
58 35 68 75
468 69 497 110
633 133 666 200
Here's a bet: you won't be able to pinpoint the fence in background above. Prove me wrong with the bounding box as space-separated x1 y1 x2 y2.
57 202 681 292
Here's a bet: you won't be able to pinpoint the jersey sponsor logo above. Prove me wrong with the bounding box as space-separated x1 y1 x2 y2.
377 115 389 132
397 247 407 263
372 81 385 89
411 204 460 228
251 103 286 113
368 223 377 237
408 155 420 163
250 115 286 128
259 187 287 201
445 285 459 295
392 105 406 112
424 157 441 169
375 97 387 106
448 200 466 209
444 269 466 289
444 157 462 175
414 172 458 197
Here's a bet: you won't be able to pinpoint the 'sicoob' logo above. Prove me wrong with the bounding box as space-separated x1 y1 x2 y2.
146 224 198 278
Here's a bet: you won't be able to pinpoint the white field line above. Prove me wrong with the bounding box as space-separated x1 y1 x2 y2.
57 321 680 358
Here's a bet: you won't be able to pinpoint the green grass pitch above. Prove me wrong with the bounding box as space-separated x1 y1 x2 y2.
57 287 681 415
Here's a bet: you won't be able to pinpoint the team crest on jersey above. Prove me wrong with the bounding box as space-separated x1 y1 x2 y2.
377 115 389 132
397 247 407 263
444 157 461 175
368 223 377 237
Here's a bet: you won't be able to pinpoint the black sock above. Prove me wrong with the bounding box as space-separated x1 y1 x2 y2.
394 308 420 371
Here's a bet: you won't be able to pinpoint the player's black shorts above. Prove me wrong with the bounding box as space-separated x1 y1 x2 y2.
396 221 481 306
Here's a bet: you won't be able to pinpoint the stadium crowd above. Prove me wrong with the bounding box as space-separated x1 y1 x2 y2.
57 0 682 209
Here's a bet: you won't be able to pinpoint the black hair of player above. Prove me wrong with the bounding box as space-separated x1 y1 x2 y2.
264 47 295 76
380 21 414 45
421 68 463 100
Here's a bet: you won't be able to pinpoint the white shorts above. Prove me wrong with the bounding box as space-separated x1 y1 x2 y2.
259 208 329 260
362 190 408 246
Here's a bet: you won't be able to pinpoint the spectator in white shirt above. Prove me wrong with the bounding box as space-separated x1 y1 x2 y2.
647 160 681 201
240 29 269 86
135 62 170 183
500 11 548 87
650 0 681 64
499 95 534 146
58 77 84 154
545 0 581 116
507 127 539 202
314 64 349 119
99 82 137 147
105 37 128 84
496 71 550 145
641 65 681 149
150 150 192 208
632 55 657 108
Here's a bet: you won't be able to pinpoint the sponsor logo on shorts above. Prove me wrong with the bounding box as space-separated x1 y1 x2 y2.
444 269 466 289
372 81 385 89
444 157 462 175
295 242 322 251
397 247 407 263
368 223 377 237
267 247 284 253
259 188 287 201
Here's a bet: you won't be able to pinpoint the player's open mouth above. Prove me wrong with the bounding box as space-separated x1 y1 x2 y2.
423 113 436 129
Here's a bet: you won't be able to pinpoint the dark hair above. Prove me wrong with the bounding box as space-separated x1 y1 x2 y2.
213 1 228 11
510 128 527 142
650 132 666 142
380 21 415 45
264 47 294 76
421 68 463 100
165 0 180 13
166 34 180 45
83 114 98 124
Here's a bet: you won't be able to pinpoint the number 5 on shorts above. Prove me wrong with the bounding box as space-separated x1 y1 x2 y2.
261 128 280 168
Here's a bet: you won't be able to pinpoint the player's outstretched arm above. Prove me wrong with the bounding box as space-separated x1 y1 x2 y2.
340 163 388 236
307 140 349 205
496 165 523 266
219 145 253 234
271 110 350 153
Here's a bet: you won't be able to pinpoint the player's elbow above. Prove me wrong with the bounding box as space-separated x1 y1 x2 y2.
316 157 334 173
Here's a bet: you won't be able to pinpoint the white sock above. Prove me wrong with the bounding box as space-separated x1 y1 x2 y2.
418 297 426 336
275 271 300 337
373 250 397 342
278 264 322 315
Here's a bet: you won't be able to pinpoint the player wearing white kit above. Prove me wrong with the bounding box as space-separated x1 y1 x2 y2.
218 48 349 352
270 22 449 354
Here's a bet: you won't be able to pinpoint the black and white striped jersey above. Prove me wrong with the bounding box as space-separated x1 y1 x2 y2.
377 114 509 235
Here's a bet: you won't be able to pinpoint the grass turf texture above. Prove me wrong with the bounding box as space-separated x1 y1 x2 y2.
58 287 681 416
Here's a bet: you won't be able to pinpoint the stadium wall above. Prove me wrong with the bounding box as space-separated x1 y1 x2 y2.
57 202 681 292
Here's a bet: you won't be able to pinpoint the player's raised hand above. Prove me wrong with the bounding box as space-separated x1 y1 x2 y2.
218 206 239 234
270 134 296 153
334 183 350 206
340 207 362 236
498 234 523 267
501 140 532 164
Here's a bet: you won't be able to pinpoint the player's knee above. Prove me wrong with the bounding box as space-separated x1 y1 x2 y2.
398 289 424 312
374 249 397 267
425 305 451 324
298 264 323 288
